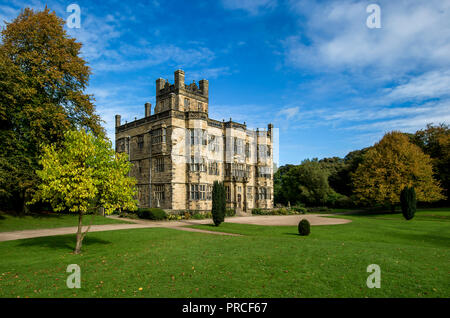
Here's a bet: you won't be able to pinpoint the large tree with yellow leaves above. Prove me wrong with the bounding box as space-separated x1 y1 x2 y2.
352 131 444 208
0 8 103 212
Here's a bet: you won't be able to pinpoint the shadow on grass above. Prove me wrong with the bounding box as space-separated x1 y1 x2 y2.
28 213 64 219
1 212 64 219
202 223 219 227
18 234 111 251
283 233 301 236
177 220 213 226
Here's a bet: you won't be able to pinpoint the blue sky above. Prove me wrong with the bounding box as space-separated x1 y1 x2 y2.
1 0 449 166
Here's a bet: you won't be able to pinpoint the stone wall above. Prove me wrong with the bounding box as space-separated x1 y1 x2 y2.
115 70 274 213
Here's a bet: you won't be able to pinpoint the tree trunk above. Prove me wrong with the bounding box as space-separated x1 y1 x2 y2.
74 212 95 254
74 213 83 254
18 190 28 216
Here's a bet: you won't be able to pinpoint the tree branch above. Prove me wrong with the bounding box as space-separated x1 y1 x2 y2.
80 211 95 241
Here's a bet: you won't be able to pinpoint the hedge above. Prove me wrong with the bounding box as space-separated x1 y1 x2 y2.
137 208 167 220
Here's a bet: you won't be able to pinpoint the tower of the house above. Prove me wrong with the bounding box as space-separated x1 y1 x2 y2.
154 69 209 114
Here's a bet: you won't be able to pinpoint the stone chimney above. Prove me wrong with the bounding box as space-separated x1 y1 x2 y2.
156 78 165 95
174 69 185 89
145 102 151 117
199 79 208 97
115 115 121 127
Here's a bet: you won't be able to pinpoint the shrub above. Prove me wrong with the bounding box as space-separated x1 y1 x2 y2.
252 207 306 215
298 219 311 236
400 186 416 220
167 214 178 221
306 206 331 213
191 213 205 220
291 205 307 214
252 208 271 215
329 195 354 209
277 208 288 215
225 208 236 217
251 208 263 215
137 208 167 220
212 181 226 226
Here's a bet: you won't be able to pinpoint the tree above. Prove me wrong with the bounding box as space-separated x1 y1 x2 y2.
411 123 450 201
273 164 295 205
212 181 225 226
400 186 416 220
0 8 103 212
282 159 336 206
327 148 370 197
353 131 444 208
29 129 137 254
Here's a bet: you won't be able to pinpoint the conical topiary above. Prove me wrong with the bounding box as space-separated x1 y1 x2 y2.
212 181 226 226
400 186 416 220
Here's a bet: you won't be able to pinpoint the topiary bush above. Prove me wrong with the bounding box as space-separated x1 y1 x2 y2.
292 205 307 214
137 208 167 220
400 186 416 220
251 208 264 215
252 208 273 215
212 181 226 226
306 206 331 213
225 208 236 217
298 219 311 236
191 213 205 220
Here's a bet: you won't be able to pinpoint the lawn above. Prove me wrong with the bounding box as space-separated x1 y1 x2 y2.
0 208 448 298
0 212 132 232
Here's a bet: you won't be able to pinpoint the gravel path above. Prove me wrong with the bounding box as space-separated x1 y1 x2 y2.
0 214 350 242
225 214 352 226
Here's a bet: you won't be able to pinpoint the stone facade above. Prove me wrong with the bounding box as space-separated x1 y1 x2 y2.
115 70 274 214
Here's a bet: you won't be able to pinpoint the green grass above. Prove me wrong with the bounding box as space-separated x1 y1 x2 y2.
0 208 449 298
345 207 450 221
0 212 132 232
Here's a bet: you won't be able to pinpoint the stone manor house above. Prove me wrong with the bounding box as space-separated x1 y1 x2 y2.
115 70 274 214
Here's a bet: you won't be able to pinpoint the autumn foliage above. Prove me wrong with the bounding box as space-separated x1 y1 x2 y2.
0 8 102 212
352 132 444 207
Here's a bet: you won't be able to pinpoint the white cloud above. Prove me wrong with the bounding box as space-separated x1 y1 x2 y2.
187 67 232 80
222 0 277 15
279 0 450 143
65 12 123 63
383 70 450 102
322 105 434 122
284 0 450 75
349 100 450 133
210 103 273 129
277 106 299 119
0 4 20 28
87 82 152 144
91 44 216 72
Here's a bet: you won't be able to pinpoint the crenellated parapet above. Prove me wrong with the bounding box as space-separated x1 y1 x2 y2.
154 70 209 114
115 69 274 212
